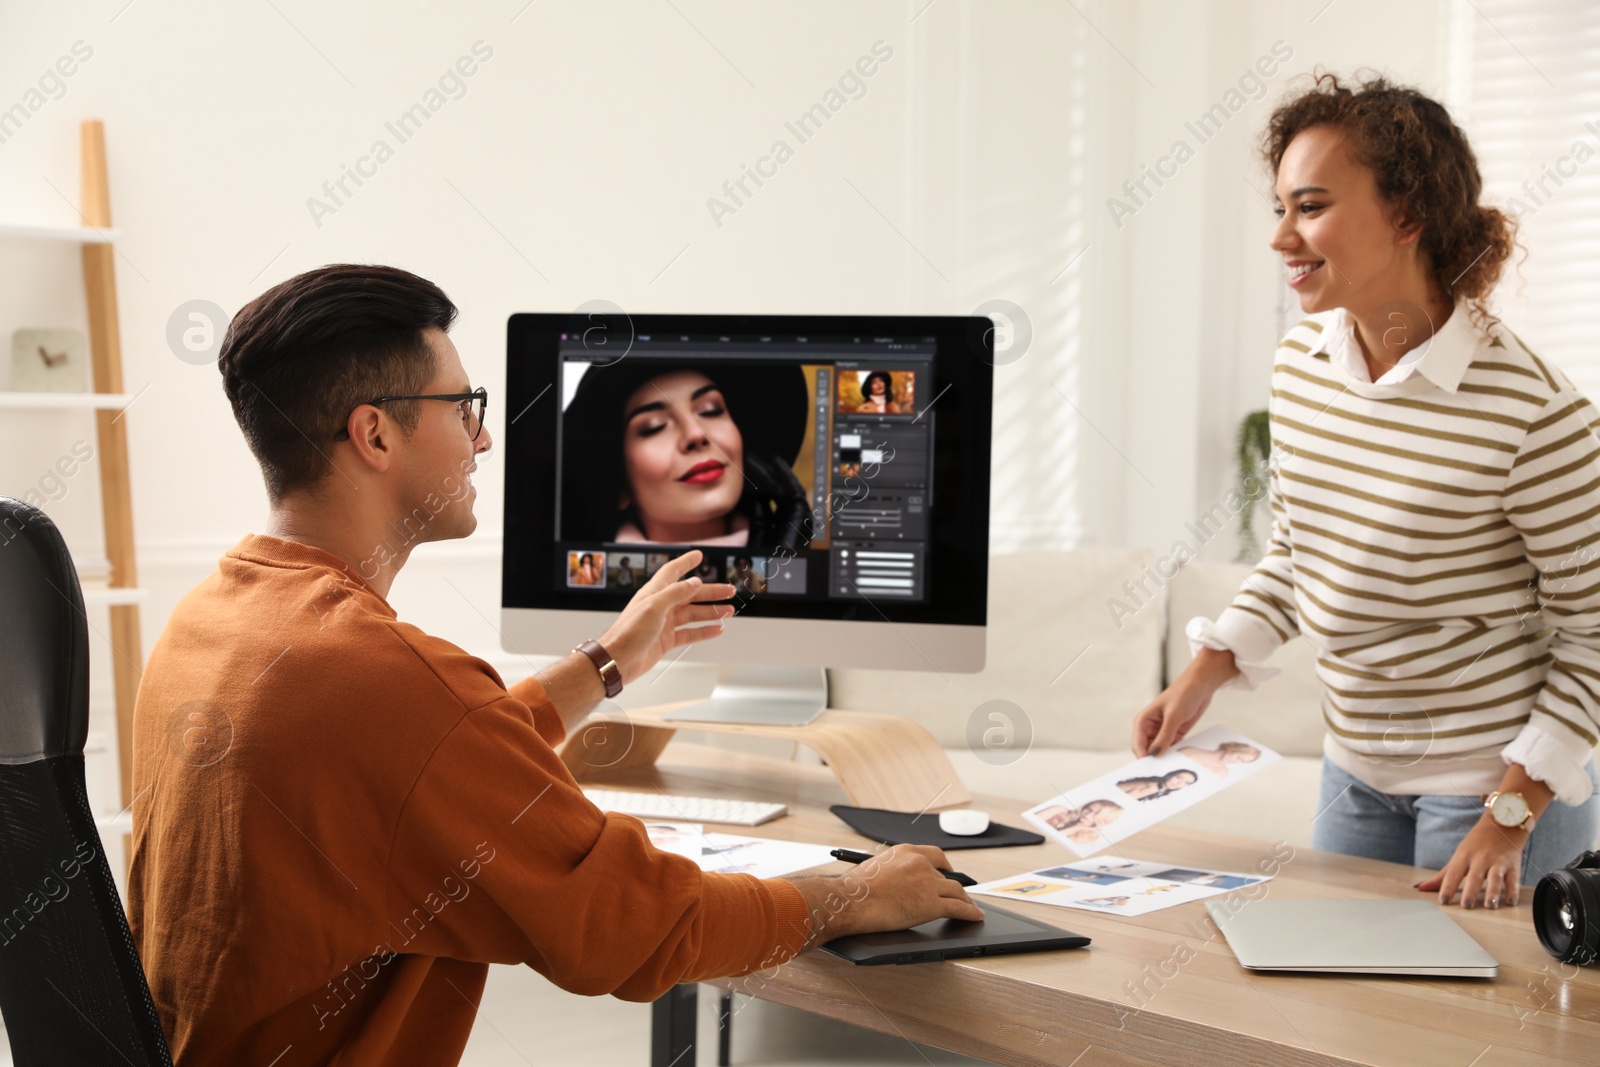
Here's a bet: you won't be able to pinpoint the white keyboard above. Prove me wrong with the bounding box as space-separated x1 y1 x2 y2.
582 788 788 827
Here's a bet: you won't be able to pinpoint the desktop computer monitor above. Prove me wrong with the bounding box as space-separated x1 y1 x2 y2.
501 312 993 724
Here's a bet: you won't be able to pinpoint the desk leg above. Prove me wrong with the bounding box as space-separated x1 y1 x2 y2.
651 983 697 1067
717 990 733 1066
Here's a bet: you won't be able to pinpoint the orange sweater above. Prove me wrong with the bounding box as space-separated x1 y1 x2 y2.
129 535 810 1066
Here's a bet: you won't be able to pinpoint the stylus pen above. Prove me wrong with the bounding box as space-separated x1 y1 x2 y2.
830 848 978 887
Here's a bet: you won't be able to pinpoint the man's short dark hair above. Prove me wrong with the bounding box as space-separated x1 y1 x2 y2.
218 264 458 501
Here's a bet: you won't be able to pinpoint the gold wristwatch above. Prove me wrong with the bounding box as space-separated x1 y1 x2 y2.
1483 790 1536 832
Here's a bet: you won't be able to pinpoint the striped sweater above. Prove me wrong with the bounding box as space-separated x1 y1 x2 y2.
1205 302 1600 805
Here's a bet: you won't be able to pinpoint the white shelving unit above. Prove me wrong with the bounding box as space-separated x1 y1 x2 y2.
0 390 133 408
2 121 143 875
0 221 118 243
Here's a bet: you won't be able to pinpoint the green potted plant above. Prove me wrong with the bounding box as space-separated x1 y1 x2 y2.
1236 409 1271 562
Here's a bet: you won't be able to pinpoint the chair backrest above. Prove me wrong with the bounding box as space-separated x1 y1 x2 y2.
0 498 172 1066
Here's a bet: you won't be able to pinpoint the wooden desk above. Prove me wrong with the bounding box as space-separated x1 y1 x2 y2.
605 743 1600 1067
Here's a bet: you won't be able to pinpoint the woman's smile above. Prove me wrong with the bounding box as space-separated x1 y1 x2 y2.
1286 258 1324 288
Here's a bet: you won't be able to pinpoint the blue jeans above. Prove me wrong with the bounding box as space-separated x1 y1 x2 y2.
1311 757 1600 884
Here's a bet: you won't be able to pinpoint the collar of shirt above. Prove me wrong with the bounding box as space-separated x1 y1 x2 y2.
1317 300 1479 394
229 533 393 614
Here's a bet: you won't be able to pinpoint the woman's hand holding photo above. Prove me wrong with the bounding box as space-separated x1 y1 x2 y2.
1131 645 1239 757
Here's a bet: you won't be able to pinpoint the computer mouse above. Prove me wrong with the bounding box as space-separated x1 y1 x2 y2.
939 809 990 836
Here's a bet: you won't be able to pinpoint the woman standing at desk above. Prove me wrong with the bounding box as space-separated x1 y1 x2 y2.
1133 73 1600 911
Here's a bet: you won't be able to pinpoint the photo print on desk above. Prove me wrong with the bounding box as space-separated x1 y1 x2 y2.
642 822 837 881
971 854 1272 918
1022 725 1281 857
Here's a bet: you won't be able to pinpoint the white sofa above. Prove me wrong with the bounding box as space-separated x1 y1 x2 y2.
826 547 1327 848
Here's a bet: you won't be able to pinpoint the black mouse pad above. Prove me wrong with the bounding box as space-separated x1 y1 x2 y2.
830 804 1045 850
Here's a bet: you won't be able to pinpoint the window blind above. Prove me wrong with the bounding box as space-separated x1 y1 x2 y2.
1449 0 1600 400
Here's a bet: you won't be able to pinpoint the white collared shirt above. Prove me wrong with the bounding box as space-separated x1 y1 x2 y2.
1320 301 1478 394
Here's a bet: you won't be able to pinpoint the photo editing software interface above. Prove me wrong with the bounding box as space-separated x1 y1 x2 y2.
554 330 938 605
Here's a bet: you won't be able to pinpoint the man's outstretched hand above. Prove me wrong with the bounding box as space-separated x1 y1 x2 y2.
598 549 735 683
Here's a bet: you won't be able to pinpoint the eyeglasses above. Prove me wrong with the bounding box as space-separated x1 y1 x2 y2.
334 387 488 442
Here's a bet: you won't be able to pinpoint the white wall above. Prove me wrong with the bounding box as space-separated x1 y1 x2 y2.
1110 0 1456 565
0 0 1470 814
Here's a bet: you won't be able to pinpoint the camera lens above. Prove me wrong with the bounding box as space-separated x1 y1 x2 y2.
1534 866 1600 965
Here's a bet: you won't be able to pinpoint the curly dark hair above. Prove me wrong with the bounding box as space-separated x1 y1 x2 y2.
1262 71 1518 327
860 370 894 403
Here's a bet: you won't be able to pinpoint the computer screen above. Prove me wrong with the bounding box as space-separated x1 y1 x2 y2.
501 313 992 673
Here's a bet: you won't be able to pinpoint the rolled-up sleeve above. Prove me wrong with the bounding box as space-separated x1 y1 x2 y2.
508 675 567 748
1503 387 1600 805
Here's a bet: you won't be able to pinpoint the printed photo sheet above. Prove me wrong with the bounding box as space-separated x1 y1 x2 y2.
1022 725 1281 857
642 821 838 880
970 855 1272 917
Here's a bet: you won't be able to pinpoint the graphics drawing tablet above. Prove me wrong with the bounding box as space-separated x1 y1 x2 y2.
820 902 1090 966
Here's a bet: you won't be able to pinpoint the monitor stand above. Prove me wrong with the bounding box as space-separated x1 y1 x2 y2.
561 683 972 812
661 665 827 726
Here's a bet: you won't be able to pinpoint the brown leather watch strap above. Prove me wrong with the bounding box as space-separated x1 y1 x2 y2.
575 639 623 699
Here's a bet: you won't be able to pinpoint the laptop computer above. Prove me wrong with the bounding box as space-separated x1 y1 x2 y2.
1206 898 1498 978
821 903 1090 966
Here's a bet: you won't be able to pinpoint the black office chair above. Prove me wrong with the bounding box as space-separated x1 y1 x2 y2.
0 497 172 1065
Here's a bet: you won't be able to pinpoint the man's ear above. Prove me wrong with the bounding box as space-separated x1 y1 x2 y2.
344 407 395 473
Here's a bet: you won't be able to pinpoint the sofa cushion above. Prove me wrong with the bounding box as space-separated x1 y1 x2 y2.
1165 561 1325 759
828 548 1164 753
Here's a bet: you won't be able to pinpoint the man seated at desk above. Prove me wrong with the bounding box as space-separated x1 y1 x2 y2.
128 264 982 1067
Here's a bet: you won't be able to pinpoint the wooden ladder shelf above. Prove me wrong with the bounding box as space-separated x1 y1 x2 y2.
78 120 144 831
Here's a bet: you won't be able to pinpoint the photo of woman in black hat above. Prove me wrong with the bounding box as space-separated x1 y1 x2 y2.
560 361 813 551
